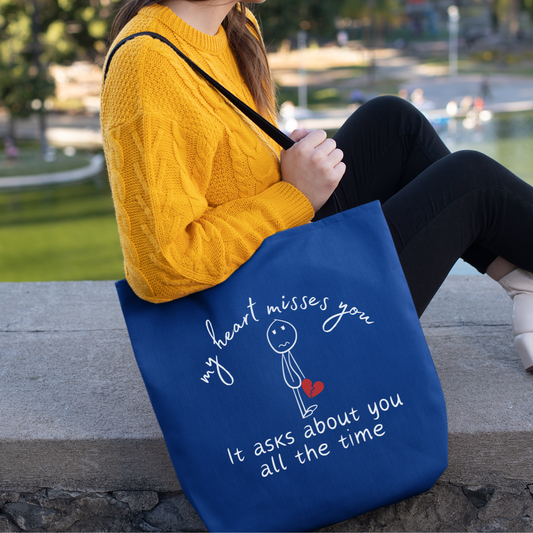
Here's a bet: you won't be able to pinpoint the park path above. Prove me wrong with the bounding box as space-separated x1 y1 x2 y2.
0 153 105 190
2 46 533 190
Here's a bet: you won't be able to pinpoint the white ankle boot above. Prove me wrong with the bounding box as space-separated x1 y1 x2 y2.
498 268 533 372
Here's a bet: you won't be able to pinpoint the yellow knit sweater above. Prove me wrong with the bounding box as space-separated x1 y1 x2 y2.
101 4 314 303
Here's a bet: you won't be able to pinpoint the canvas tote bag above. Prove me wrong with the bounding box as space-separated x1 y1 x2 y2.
108 33 448 532
115 204 448 532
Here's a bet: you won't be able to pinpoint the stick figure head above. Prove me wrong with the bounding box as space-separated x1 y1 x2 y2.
267 319 297 354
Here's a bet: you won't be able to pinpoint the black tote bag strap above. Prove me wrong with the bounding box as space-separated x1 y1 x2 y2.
104 31 294 150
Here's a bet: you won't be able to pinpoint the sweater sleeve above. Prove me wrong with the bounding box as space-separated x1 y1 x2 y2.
103 45 314 303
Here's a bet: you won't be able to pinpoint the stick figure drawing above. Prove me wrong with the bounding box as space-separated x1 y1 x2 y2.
266 319 324 419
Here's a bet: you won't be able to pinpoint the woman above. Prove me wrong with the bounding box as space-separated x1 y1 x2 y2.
101 0 533 371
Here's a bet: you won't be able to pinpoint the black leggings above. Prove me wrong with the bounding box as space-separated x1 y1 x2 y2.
314 95 533 316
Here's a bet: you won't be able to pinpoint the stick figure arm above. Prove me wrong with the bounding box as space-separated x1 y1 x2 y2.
282 353 302 389
287 351 305 381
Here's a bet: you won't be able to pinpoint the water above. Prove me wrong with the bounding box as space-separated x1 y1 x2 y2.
438 110 533 186
436 110 533 274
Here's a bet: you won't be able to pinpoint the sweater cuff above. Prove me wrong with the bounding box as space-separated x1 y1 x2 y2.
259 181 315 229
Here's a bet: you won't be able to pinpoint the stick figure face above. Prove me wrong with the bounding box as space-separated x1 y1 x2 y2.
267 319 297 354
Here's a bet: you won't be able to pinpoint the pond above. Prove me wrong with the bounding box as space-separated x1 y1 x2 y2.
432 109 533 274
436 109 533 187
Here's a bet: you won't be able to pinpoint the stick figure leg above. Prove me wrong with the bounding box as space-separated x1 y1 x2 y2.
294 388 318 419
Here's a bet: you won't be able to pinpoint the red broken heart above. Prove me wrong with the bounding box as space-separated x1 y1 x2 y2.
302 378 324 398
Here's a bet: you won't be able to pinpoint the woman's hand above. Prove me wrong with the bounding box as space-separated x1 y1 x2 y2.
280 129 346 212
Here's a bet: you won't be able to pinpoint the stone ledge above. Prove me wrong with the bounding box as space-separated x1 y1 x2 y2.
422 276 533 491
0 281 177 494
1 277 532 531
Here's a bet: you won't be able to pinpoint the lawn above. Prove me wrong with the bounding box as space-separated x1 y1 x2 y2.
0 172 124 282
0 143 93 177
3 45 533 283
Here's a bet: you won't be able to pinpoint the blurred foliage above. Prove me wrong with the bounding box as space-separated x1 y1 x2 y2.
256 0 407 46
340 0 401 26
256 0 344 46
0 0 120 132
340 0 403 41
256 0 532 47
492 0 519 37
0 63 55 118
0 0 120 65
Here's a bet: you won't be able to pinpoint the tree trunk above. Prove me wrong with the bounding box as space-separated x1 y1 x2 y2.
31 0 49 158
498 0 520 41
509 0 520 40
38 110 48 158
8 113 16 141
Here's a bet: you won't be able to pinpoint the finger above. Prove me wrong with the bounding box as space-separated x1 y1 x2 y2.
290 129 313 143
334 161 347 177
315 138 338 156
333 161 346 181
312 141 341 167
300 129 328 148
329 148 344 166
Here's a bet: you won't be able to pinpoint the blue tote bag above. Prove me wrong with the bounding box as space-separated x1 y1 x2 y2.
116 200 448 532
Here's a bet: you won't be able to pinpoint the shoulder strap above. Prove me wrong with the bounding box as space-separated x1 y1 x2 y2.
103 31 295 150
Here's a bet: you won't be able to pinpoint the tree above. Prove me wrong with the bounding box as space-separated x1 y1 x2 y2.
340 0 402 44
0 61 55 147
39 0 122 63
255 0 344 47
494 0 520 41
0 0 119 152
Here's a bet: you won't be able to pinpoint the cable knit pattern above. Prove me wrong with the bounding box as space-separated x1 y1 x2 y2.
101 4 314 302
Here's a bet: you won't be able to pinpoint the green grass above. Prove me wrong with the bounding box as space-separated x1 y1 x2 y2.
2 103 533 284
0 142 93 177
0 175 124 282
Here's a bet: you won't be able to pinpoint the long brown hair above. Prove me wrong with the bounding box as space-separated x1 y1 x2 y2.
109 0 276 117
